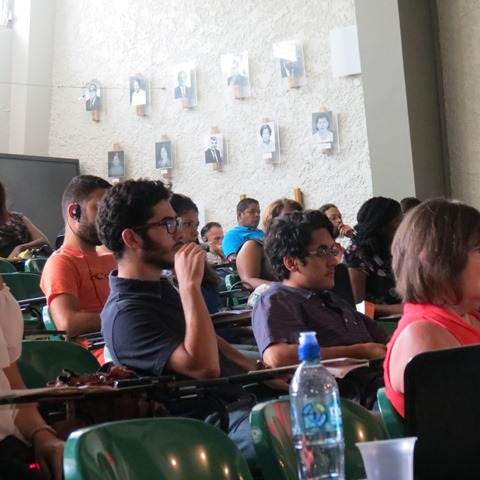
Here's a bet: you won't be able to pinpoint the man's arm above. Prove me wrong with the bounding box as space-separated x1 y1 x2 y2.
166 243 221 379
263 342 387 367
49 294 101 338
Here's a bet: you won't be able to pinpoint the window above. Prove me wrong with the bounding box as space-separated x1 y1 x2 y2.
0 0 12 28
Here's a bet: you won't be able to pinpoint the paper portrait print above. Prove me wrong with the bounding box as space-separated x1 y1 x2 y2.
273 40 306 88
311 111 338 153
155 141 173 170
221 51 250 99
173 63 197 108
129 75 149 107
85 82 102 111
108 151 125 178
257 121 280 164
204 134 224 164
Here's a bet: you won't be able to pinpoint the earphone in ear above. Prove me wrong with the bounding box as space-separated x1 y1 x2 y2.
72 203 81 221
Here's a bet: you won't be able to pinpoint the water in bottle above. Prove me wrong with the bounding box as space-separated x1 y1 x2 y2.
290 331 345 480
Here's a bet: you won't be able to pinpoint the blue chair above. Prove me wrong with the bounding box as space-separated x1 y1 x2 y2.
64 417 254 480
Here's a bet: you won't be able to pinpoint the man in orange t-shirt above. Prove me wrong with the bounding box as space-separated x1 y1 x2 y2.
41 175 115 364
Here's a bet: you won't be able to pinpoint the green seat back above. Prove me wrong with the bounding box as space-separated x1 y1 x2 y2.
0 259 17 273
18 340 100 388
250 397 388 480
24 257 48 273
64 417 254 480
1 272 44 301
377 320 399 336
377 387 405 439
41 305 63 340
224 274 252 307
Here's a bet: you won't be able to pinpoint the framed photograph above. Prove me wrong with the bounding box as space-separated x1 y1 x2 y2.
311 111 338 153
273 40 306 88
129 75 149 107
204 134 224 164
155 141 173 170
257 121 280 164
85 82 102 111
108 151 125 178
173 63 197 108
221 51 250 98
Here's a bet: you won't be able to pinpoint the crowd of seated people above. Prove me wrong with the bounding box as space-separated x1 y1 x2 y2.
236 198 303 289
15 172 476 476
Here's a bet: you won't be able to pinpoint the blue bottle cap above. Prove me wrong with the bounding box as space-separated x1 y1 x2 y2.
298 331 321 361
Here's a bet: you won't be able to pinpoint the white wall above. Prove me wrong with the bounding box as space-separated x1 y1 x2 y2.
437 1 480 209
0 26 12 151
47 0 373 229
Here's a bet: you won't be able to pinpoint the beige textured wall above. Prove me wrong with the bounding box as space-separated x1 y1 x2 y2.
437 1 480 208
48 0 372 229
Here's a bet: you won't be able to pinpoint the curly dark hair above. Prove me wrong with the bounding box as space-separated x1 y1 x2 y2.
96 179 171 259
264 209 334 281
353 196 401 258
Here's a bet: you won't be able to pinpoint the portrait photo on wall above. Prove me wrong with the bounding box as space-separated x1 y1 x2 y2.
85 82 102 111
257 121 276 154
173 63 197 108
107 151 125 178
129 75 149 107
221 51 250 99
311 111 338 153
204 134 225 164
273 40 306 88
155 140 173 170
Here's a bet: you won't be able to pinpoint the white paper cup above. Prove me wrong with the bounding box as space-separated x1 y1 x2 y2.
356 437 417 480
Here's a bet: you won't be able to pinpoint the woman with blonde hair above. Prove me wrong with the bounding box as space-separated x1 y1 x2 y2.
0 181 50 258
384 198 480 417
236 198 303 289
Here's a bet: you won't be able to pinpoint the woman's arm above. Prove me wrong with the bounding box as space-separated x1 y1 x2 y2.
8 216 50 258
4 362 64 479
347 267 403 318
236 240 271 289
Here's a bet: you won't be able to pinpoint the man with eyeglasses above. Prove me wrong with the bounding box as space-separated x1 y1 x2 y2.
222 198 264 261
252 210 389 408
97 179 287 460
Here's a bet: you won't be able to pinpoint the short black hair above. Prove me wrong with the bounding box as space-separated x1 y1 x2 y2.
237 198 259 214
62 175 111 219
264 209 334 281
170 193 198 216
97 179 171 259
200 222 222 238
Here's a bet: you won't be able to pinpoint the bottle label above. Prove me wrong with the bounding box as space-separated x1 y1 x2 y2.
300 399 342 431
302 401 327 429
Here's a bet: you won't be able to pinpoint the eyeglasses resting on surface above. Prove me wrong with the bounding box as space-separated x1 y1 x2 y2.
131 218 180 234
308 246 340 258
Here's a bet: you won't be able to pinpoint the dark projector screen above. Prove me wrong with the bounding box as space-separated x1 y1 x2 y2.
0 153 80 246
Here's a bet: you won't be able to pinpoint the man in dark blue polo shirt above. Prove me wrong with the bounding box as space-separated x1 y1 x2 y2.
252 209 389 408
96 179 286 460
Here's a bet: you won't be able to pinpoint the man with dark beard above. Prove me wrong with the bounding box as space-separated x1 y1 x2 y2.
97 179 287 461
41 175 114 362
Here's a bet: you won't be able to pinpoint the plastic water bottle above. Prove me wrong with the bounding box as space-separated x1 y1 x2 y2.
290 331 345 479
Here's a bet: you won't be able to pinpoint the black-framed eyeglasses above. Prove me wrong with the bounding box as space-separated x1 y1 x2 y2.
131 218 180 234
308 246 340 258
